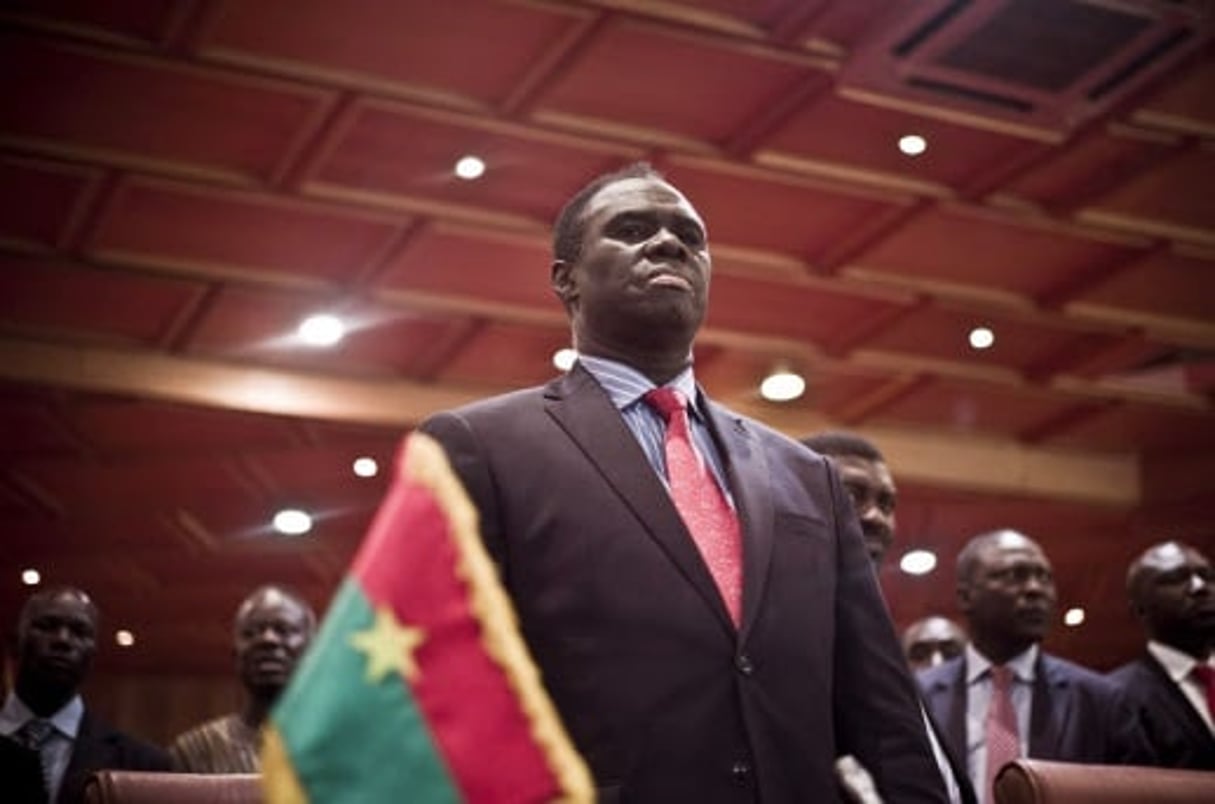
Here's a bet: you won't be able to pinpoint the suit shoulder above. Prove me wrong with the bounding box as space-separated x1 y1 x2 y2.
711 403 827 467
917 656 964 691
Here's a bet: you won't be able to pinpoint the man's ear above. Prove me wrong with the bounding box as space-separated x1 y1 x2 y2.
552 259 577 308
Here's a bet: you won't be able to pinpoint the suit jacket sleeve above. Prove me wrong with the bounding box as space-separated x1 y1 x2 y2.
825 463 948 803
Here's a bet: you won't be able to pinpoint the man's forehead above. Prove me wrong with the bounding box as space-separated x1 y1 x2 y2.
585 177 701 222
1144 542 1207 574
983 542 1049 566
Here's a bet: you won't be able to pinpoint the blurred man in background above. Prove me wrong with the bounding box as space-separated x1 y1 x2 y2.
170 585 315 773
904 616 968 674
0 586 169 803
804 430 974 804
919 529 1153 804
1108 541 1214 769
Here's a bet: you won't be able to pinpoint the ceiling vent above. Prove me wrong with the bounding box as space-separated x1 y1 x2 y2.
840 0 1211 141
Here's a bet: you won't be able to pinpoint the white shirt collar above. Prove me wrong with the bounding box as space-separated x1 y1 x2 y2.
1147 640 1211 683
0 691 84 739
965 642 1039 685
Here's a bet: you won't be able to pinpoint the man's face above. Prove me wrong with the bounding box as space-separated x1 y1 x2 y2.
18 591 97 694
959 535 1056 651
1133 544 1214 650
554 176 710 356
833 455 896 564
903 617 966 672
234 590 313 698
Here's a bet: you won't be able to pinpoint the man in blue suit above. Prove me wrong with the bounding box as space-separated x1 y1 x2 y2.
421 164 945 803
918 529 1153 804
1108 541 1215 769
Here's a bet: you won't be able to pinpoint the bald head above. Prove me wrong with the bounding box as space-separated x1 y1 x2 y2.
1126 541 1213 659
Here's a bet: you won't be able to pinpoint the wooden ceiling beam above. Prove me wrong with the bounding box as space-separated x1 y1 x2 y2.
0 336 1139 506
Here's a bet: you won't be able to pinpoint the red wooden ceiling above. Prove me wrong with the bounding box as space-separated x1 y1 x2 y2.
0 0 1212 676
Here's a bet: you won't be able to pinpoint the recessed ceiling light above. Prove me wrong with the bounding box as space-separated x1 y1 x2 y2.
898 134 928 156
968 326 995 350
115 629 135 647
899 549 938 576
1063 607 1085 627
21 568 40 586
454 155 486 180
552 348 577 372
760 369 805 402
274 508 313 536
298 314 345 347
353 457 379 478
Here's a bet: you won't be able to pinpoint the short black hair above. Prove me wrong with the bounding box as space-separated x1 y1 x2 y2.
18 586 99 633
800 431 885 462
552 162 665 265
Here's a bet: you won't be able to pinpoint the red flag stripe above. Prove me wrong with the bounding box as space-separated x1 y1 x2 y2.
352 434 593 802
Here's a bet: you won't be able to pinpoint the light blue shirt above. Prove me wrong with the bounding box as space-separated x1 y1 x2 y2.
965 643 1038 804
0 691 84 803
577 355 734 506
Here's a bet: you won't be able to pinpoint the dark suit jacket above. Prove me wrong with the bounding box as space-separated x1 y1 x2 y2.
918 652 1155 780
420 365 946 804
921 700 977 804
57 710 170 803
1108 653 1215 770
0 734 48 803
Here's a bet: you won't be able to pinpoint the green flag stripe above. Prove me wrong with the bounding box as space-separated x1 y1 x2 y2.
271 578 462 804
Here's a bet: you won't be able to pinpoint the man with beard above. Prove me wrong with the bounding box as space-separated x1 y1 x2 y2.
419 163 945 802
1108 541 1215 769
803 430 975 804
918 529 1153 804
169 585 315 772
0 586 169 803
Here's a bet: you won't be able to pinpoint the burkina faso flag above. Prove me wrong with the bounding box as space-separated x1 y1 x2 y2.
261 431 594 803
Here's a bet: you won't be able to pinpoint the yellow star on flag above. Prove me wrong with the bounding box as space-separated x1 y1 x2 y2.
348 606 426 684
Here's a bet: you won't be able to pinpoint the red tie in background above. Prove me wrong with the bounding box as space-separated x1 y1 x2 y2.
645 388 742 627
985 665 1020 804
1191 664 1215 722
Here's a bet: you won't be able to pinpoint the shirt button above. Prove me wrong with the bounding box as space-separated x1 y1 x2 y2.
735 653 754 676
731 760 753 784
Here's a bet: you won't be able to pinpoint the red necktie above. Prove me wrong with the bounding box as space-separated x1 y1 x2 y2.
645 388 742 626
985 665 1020 804
1191 664 1215 721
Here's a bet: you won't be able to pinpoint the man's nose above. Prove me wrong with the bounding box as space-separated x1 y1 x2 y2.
645 227 685 256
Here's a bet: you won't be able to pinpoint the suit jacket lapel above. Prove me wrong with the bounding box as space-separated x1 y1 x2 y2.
702 394 772 639
1142 654 1215 748
544 366 735 633
1029 655 1071 758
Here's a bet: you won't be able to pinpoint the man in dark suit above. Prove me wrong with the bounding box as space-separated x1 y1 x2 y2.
1108 540 1215 769
0 586 169 803
420 164 945 803
803 430 976 804
918 529 1153 804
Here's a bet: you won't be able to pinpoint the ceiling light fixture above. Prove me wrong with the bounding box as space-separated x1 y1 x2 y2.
898 134 928 156
760 368 805 402
552 348 577 372
21 568 40 586
353 457 379 478
968 326 995 350
899 549 938 576
455 155 486 180
298 314 345 347
1063 607 1085 627
273 508 313 536
115 629 135 647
